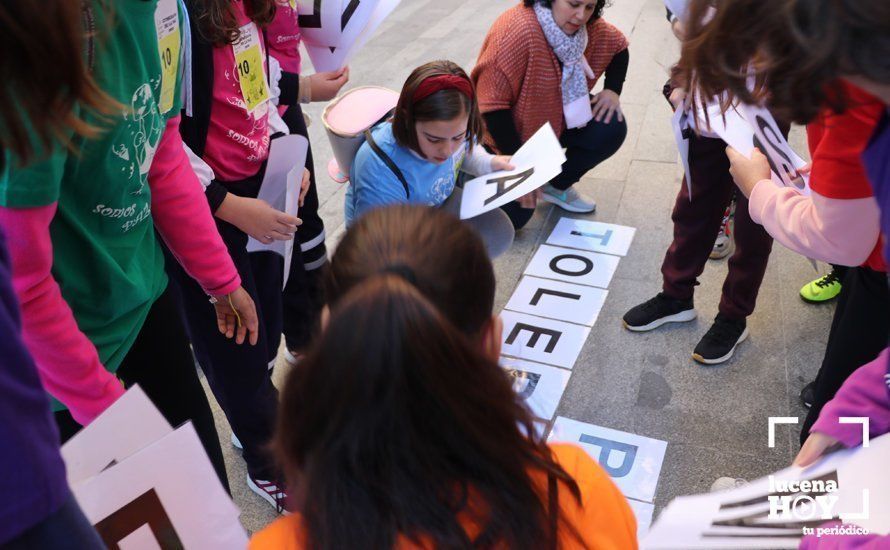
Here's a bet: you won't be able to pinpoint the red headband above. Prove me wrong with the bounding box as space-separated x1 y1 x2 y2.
412 74 474 104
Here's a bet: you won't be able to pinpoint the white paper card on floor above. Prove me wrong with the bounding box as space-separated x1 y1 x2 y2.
629 499 655 540
546 218 636 257
549 417 667 503
524 244 620 290
460 124 566 219
62 386 173 486
71 423 248 549
643 433 890 549
505 276 607 327
500 311 591 369
501 357 571 420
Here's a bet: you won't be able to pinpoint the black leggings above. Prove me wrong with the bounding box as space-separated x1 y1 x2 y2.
54 285 229 493
501 117 628 230
801 266 890 443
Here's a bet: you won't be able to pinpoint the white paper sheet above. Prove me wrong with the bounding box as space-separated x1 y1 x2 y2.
643 433 890 548
62 386 173 486
546 218 636 257
738 102 810 195
524 244 621 290
501 357 571 421
297 0 347 48
71 423 248 549
500 311 591 369
549 417 668 503
663 0 688 21
460 124 566 219
670 107 692 197
306 0 401 72
505 276 608 327
246 134 308 287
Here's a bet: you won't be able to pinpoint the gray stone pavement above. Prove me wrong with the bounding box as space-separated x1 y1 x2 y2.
202 0 833 536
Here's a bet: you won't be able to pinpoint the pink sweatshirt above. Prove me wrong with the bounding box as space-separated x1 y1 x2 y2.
0 116 241 425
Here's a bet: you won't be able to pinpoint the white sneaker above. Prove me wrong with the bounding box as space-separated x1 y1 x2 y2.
541 184 596 213
710 477 748 492
247 475 291 514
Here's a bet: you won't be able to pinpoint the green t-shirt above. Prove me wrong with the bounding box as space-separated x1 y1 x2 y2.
0 0 184 377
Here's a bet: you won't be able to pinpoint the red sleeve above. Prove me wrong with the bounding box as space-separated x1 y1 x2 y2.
148 116 241 296
807 83 885 200
0 204 125 425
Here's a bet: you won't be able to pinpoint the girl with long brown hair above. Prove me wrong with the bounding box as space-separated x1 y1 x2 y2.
345 60 516 258
251 205 638 549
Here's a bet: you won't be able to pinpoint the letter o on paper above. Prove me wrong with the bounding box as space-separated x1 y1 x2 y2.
549 254 593 277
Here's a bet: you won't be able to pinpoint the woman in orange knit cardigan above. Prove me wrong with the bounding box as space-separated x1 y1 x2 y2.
472 0 630 229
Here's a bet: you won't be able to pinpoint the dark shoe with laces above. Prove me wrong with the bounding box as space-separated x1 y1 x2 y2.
800 381 816 409
622 293 696 332
692 314 749 365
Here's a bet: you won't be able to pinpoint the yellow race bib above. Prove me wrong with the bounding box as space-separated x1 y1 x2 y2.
233 23 270 113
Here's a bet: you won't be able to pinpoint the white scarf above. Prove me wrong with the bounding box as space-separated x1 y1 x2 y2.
534 3 595 129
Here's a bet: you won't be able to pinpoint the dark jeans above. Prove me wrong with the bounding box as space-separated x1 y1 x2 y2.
54 286 229 493
164 169 282 482
660 134 774 320
281 105 327 353
502 117 628 230
1 494 103 550
801 266 890 443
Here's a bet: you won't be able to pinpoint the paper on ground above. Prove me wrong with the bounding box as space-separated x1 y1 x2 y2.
524 244 621 290
501 357 571 421
549 416 667 503
500 311 591 369
246 134 308 287
62 386 172 486
71 423 248 549
630 499 656 541
546 218 636 257
460 124 566 219
642 433 890 548
505 276 608 327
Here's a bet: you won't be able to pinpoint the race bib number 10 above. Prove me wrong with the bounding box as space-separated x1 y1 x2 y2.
233 23 270 113
155 0 180 114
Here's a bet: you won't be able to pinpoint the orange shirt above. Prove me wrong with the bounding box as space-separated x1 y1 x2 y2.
250 444 638 550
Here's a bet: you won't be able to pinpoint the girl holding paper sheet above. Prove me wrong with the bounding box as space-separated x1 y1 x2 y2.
251 205 638 550
176 0 313 513
346 60 516 258
267 3 349 365
678 0 890 446
472 0 629 227
0 0 266 494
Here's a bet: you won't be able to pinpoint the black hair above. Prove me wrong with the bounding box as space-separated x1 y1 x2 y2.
523 0 610 20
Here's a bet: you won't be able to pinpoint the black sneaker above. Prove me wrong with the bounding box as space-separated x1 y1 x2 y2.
800 381 816 409
622 293 696 332
692 314 749 365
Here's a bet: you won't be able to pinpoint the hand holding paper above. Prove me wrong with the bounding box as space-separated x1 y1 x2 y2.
726 146 771 198
460 123 566 219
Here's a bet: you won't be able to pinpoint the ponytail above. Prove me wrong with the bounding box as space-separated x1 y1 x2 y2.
275 206 588 549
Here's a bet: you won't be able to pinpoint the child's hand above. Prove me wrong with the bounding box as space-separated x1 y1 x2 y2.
212 286 259 345
299 168 311 207
726 146 771 198
794 432 842 468
310 67 350 102
491 155 515 172
217 194 301 244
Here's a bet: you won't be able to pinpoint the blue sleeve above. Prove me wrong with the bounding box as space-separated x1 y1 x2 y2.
351 144 411 219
